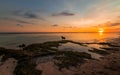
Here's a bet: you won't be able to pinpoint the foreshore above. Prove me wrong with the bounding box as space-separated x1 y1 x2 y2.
0 40 120 75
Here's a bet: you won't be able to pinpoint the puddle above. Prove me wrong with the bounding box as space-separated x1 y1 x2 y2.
58 42 89 52
87 44 103 49
58 42 102 59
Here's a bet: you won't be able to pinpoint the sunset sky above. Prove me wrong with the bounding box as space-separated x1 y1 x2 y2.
0 0 120 32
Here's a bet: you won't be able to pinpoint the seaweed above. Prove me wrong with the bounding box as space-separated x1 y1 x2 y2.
14 58 42 75
89 48 109 55
0 39 118 75
101 47 120 51
54 51 91 70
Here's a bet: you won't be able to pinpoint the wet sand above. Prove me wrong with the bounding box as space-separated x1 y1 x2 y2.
78 50 120 75
36 50 120 75
0 39 120 75
0 58 17 75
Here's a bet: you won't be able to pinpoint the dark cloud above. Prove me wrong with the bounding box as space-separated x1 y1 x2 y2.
110 23 120 26
105 21 120 27
12 10 37 19
99 21 120 27
23 12 38 19
52 11 75 16
16 24 23 27
118 16 120 18
52 24 59 27
17 20 34 24
12 10 45 20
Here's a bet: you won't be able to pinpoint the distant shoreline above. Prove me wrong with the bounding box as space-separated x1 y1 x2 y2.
0 32 119 34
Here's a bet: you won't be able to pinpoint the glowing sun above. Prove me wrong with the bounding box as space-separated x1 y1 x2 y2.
99 28 104 33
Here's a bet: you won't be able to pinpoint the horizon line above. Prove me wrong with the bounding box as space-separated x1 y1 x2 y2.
0 32 119 34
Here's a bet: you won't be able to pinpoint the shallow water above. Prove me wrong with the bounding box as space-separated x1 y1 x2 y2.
0 33 119 49
58 42 102 59
58 42 89 52
0 33 120 75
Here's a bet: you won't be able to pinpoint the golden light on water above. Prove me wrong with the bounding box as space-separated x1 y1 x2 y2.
99 28 104 36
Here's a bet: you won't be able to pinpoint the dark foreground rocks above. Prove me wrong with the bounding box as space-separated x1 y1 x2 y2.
0 40 120 75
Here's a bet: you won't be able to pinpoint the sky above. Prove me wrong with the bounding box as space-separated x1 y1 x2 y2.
0 0 120 32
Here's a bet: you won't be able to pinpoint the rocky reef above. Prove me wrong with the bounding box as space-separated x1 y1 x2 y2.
0 40 120 75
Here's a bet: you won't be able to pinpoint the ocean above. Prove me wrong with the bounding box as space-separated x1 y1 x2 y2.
0 32 119 49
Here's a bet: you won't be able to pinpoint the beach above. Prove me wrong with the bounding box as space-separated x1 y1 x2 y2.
0 0 120 75
0 34 120 75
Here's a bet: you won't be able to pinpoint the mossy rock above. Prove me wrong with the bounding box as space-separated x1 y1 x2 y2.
101 47 119 51
14 58 42 75
89 48 109 55
54 51 91 70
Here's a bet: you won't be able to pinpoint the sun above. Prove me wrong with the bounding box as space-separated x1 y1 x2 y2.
99 28 104 33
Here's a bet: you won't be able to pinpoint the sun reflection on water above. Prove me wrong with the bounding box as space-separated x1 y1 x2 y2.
99 32 103 36
98 28 104 39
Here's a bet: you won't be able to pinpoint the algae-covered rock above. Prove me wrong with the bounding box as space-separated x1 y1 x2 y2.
89 48 109 55
54 51 91 70
14 58 42 75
